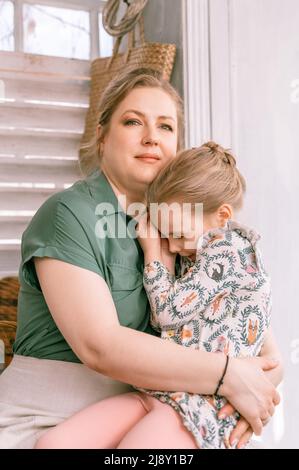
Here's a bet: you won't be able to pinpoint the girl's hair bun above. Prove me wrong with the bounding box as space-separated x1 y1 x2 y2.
203 141 236 167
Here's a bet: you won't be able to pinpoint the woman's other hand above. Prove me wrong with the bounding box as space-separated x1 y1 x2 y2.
221 356 280 436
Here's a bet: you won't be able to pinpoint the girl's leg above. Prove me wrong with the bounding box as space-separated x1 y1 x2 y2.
34 392 148 449
117 394 198 449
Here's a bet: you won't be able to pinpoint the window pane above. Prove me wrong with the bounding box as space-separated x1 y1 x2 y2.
99 12 113 57
23 3 90 60
0 0 14 51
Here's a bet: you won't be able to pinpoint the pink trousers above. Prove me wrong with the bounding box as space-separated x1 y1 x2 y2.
35 392 198 449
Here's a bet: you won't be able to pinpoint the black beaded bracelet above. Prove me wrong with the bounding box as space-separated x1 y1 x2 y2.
214 355 230 396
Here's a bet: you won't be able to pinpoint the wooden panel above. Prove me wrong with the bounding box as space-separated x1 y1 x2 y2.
0 51 91 79
0 189 61 211
1 77 90 105
0 217 31 240
0 247 21 277
0 102 87 133
0 271 19 278
0 127 83 138
0 49 92 276
0 133 82 158
0 157 81 184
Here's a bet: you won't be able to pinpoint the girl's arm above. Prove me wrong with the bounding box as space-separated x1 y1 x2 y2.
140 222 236 331
143 252 236 331
34 257 280 436
143 259 218 331
259 326 284 386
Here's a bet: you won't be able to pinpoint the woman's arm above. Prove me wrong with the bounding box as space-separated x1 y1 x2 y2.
34 257 226 393
34 257 280 436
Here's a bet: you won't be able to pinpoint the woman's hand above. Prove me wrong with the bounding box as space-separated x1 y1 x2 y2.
220 356 280 436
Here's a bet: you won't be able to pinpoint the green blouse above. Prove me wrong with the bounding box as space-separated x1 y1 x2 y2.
13 169 157 362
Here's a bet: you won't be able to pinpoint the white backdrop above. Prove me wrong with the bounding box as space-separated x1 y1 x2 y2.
184 0 299 448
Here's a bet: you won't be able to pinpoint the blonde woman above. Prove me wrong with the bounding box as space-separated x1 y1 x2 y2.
35 142 283 449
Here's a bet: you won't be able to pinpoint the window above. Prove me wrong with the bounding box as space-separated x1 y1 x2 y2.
99 11 114 57
23 3 90 59
0 0 113 60
0 1 14 51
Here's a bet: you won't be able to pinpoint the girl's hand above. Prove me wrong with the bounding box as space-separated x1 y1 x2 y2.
136 215 176 270
230 417 253 449
218 402 253 449
136 213 162 261
160 237 177 275
219 401 273 449
221 356 280 436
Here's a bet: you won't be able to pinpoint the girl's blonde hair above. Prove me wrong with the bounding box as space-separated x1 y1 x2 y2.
146 141 246 213
80 68 184 176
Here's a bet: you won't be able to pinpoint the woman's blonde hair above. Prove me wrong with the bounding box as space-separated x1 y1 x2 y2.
80 68 184 176
146 141 246 213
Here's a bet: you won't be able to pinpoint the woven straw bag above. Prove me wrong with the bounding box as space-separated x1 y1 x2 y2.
79 17 176 176
0 277 20 369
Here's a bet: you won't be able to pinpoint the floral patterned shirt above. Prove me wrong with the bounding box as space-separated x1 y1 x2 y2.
140 220 271 449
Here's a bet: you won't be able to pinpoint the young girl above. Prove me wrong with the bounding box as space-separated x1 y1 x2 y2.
35 141 279 449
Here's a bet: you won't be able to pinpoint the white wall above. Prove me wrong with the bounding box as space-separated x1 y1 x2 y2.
185 0 299 448
228 0 299 448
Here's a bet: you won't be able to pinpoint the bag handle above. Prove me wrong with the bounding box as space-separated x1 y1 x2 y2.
106 16 146 69
102 0 148 37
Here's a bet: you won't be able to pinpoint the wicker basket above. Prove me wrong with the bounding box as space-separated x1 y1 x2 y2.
0 277 20 368
79 19 176 177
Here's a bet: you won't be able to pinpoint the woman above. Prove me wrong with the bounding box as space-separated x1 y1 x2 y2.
0 68 282 449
